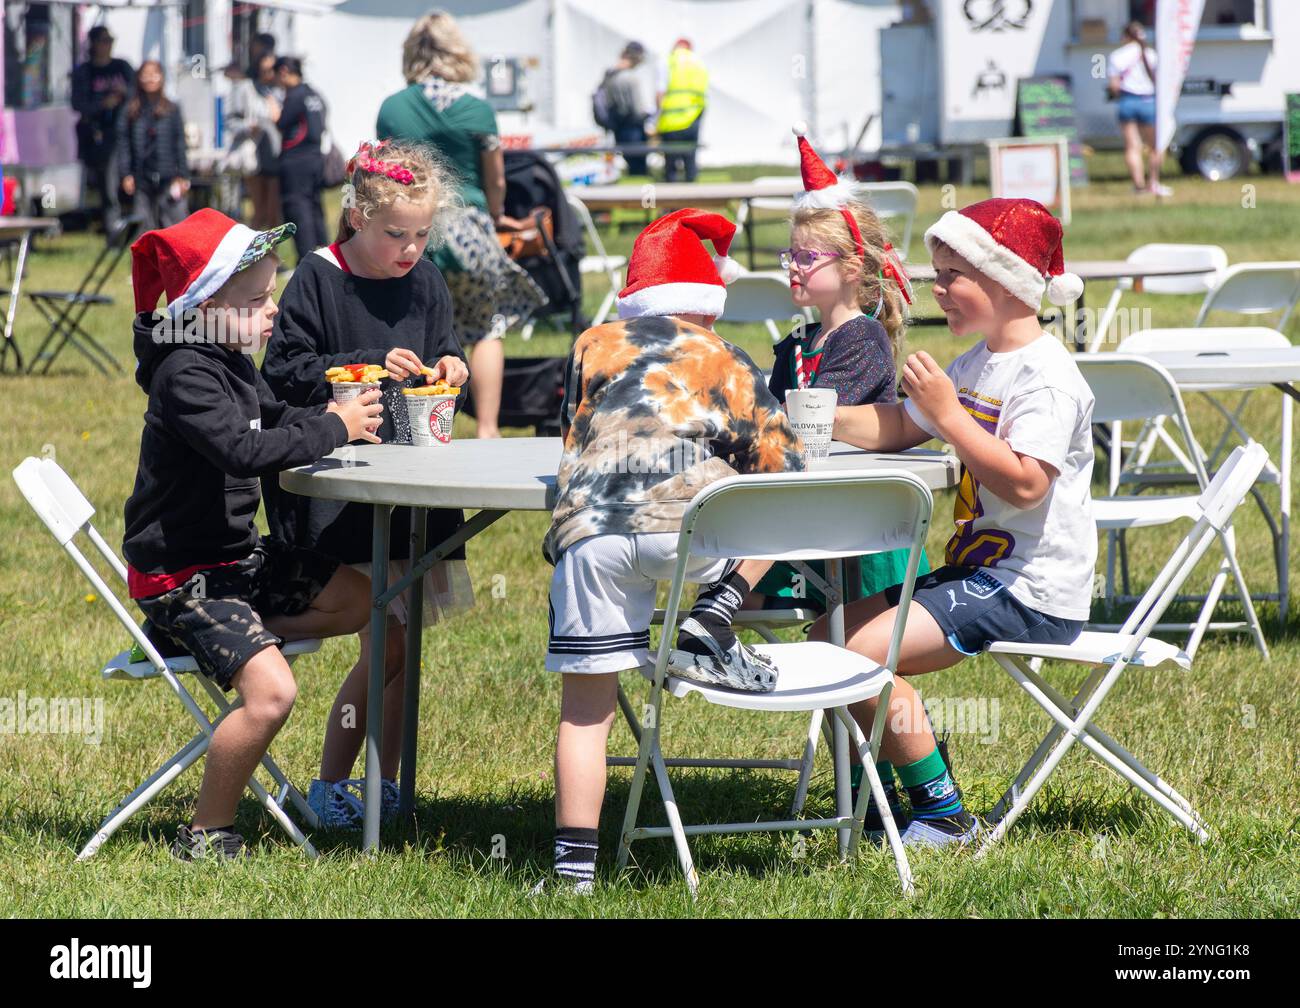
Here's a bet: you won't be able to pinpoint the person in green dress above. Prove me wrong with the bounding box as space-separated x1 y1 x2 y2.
376 10 546 438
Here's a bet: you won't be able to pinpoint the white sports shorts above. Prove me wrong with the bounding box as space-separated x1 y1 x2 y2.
546 532 736 674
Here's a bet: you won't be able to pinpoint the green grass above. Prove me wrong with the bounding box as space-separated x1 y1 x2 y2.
1 158 1298 918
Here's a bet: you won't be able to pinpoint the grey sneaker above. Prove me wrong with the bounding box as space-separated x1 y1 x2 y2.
669 617 779 692
171 825 248 862
899 814 982 849
307 778 363 829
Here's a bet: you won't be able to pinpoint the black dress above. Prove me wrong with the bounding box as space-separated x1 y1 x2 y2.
260 248 470 573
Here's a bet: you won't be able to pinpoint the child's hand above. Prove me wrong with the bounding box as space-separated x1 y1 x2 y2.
900 351 960 430
332 388 383 443
384 348 424 380
426 355 469 387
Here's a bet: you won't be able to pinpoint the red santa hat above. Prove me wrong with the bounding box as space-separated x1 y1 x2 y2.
792 121 861 217
130 208 295 317
923 197 1083 308
615 208 744 319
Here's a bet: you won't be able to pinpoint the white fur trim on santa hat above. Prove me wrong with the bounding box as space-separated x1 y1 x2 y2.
792 182 860 211
924 210 1046 309
616 281 726 320
712 254 744 284
165 221 259 317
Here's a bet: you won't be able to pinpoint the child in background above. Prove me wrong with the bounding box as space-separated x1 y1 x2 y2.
828 197 1097 847
118 60 189 230
261 140 472 828
540 209 804 892
122 209 383 860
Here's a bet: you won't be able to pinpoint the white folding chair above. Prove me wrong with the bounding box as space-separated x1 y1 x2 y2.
1194 261 1300 329
11 456 323 860
1077 355 1268 659
617 469 933 897
977 442 1269 855
859 181 919 256
1116 328 1293 620
566 194 626 328
1089 244 1227 352
719 273 813 343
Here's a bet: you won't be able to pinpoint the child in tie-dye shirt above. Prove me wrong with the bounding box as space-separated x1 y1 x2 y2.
539 209 802 893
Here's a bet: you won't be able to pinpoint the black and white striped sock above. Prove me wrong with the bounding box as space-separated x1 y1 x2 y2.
678 571 751 655
554 826 598 886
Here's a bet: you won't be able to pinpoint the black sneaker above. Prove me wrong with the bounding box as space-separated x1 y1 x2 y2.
170 825 249 862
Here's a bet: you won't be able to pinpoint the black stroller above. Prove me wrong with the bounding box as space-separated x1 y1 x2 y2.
461 150 588 437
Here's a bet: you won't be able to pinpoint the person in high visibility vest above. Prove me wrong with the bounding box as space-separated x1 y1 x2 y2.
655 38 707 181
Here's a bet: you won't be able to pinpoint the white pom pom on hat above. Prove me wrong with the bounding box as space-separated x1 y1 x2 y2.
1046 271 1084 306
712 254 744 285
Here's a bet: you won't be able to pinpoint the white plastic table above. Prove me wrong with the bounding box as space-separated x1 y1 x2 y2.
1138 346 1300 620
0 217 60 372
282 437 959 851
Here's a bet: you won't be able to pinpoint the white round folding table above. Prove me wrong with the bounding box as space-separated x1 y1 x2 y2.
282 437 959 851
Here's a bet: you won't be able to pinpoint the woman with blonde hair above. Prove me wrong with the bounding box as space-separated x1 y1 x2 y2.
376 9 547 438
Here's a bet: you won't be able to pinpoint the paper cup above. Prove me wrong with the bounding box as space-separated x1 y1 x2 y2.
404 392 457 446
330 381 382 405
785 387 837 461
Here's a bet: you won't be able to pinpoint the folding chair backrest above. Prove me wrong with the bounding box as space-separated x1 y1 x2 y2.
1124 244 1227 296
566 194 609 262
11 456 170 673
719 274 807 325
1117 326 1290 355
1195 262 1300 327
858 181 919 253
1123 443 1267 640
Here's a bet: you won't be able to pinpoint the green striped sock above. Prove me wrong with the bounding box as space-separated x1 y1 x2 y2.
897 747 964 820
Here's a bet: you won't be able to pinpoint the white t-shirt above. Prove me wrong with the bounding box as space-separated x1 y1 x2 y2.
904 333 1097 620
1107 42 1157 97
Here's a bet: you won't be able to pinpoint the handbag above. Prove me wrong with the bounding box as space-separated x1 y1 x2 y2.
496 207 554 261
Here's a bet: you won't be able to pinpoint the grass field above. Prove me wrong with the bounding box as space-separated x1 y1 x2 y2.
0 153 1297 918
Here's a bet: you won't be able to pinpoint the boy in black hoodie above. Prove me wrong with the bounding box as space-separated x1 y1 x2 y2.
123 208 382 861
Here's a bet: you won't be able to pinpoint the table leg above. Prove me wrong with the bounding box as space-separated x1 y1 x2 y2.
744 199 757 270
399 508 428 819
1 232 31 372
826 556 851 856
364 504 393 853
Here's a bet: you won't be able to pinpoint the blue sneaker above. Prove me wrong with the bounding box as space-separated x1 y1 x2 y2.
900 814 982 849
339 778 403 824
307 778 362 829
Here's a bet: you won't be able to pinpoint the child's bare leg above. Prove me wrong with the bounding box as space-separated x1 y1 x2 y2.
265 565 369 642
192 645 297 829
320 618 405 781
555 672 619 828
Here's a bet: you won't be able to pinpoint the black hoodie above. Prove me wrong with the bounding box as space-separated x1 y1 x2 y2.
122 311 349 585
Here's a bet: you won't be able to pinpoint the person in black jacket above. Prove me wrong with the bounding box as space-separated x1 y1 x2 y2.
273 56 327 259
123 209 384 861
118 60 190 229
71 25 133 233
261 140 471 828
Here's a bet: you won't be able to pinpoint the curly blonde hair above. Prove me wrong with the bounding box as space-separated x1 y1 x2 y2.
335 139 461 244
790 200 908 359
402 10 479 84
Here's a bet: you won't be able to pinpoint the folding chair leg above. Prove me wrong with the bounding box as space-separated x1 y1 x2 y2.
837 707 913 896
77 732 210 860
616 681 661 873
245 772 318 857
789 709 823 819
650 745 700 896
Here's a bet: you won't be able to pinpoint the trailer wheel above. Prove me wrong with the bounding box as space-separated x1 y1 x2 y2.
1182 128 1249 181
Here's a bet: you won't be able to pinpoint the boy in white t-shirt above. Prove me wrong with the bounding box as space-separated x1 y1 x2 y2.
827 197 1096 848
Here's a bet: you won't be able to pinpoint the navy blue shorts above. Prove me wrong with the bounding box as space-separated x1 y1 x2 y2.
883 565 1084 657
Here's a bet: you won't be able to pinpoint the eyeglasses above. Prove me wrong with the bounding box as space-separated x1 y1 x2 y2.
778 248 842 270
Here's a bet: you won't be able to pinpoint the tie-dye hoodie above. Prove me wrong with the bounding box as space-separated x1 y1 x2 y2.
544 315 805 564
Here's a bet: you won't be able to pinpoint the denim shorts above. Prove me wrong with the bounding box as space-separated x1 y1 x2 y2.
1116 92 1156 125
883 565 1084 657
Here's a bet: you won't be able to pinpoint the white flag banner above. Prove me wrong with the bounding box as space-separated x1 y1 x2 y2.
1155 0 1208 154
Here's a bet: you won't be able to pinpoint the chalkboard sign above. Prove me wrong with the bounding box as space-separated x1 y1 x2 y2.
1285 92 1300 183
1015 76 1088 187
